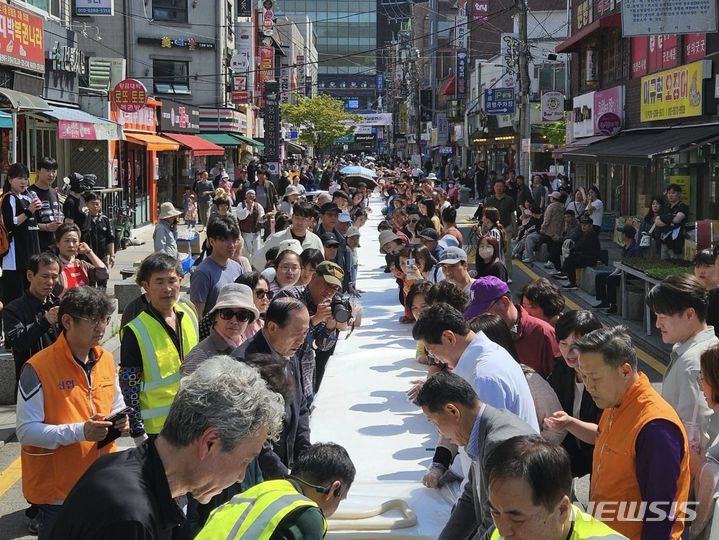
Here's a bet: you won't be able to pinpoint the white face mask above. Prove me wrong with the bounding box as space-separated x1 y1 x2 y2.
478 247 494 261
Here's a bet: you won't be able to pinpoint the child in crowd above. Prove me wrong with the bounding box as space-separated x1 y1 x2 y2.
185 193 198 230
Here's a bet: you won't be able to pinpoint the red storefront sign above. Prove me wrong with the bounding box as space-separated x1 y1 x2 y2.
631 35 679 78
231 91 250 104
685 33 706 63
257 46 274 106
111 79 148 113
472 1 488 22
0 3 44 73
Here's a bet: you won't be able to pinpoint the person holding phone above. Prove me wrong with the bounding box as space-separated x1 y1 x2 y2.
15 287 128 540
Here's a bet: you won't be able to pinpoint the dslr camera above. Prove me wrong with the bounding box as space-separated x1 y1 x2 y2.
330 294 352 324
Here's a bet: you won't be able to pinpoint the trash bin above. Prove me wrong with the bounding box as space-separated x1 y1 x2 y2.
459 187 472 204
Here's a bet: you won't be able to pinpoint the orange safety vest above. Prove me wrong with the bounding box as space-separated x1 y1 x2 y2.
21 333 118 504
591 372 690 540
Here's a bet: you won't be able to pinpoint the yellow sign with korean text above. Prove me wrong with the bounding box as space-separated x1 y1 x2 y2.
640 61 706 122
670 175 691 205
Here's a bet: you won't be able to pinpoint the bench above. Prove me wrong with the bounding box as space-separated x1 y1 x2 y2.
578 265 612 296
614 262 660 336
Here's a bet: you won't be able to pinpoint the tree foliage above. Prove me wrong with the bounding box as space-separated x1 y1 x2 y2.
540 119 567 147
281 94 360 152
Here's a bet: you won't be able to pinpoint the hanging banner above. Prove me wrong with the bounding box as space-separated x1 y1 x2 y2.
647 35 678 73
455 10 468 50
500 33 519 87
257 46 274 106
541 91 565 122
640 60 708 122
456 50 467 97
0 3 44 74
263 81 280 161
280 66 291 104
594 85 624 135
472 1 489 22
237 0 252 17
376 72 385 93
631 36 648 78
622 0 717 36
685 33 707 63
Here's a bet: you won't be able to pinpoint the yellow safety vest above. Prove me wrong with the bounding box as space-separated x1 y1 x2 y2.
124 301 198 434
491 505 627 539
196 479 327 540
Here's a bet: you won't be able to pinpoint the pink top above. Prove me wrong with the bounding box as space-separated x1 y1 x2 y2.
239 318 265 344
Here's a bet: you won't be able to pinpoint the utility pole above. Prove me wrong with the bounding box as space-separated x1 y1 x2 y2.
517 0 532 179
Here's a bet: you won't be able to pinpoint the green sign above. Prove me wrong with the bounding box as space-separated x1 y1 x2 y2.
335 134 355 144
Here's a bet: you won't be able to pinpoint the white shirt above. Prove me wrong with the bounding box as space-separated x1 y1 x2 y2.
589 199 604 227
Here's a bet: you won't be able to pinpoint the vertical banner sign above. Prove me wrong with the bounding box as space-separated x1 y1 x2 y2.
257 46 274 106
685 33 707 63
455 7 468 50
472 1 489 22
296 55 305 96
0 3 44 73
264 81 280 161
280 66 291 104
237 0 252 17
647 35 678 72
376 72 385 93
437 113 449 145
622 0 718 36
237 21 254 95
631 36 648 78
456 51 467 97
500 33 519 87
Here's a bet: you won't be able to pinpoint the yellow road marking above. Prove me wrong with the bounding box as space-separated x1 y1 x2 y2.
515 260 667 376
0 457 21 498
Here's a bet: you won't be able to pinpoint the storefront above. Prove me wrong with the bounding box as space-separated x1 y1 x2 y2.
158 99 224 207
112 99 179 225
199 107 255 179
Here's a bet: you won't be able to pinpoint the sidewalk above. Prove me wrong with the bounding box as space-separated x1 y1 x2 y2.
0 222 204 446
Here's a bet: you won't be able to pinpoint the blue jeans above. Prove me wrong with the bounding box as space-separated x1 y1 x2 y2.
37 504 63 540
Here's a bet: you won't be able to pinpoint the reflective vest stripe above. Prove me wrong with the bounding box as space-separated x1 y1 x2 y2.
231 494 307 539
140 405 172 421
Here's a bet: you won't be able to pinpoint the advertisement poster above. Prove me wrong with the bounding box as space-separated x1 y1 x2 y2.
622 0 717 36
640 60 707 122
0 3 44 73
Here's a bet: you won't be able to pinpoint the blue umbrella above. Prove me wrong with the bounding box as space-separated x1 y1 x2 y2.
340 165 377 178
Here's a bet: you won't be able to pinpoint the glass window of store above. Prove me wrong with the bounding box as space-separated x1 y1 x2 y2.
153 60 191 94
152 0 188 22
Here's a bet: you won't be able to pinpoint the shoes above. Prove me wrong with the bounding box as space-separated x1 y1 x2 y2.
562 284 578 290
521 258 534 264
553 273 568 280
543 262 555 269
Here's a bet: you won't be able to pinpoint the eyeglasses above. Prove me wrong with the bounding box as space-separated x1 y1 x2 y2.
409 219 419 224
279 264 300 273
76 316 112 328
255 289 274 300
218 309 253 322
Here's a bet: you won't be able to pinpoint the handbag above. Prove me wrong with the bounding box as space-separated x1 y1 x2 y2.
639 232 651 248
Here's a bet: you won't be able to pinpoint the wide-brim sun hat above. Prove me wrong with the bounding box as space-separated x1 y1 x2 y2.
159 202 182 220
208 283 260 322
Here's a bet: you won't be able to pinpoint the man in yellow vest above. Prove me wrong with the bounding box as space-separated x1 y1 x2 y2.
16 287 128 539
548 326 691 539
119 253 199 442
197 442 355 539
487 435 626 539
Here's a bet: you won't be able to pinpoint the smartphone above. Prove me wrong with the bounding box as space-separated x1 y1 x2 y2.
407 257 416 268
97 407 133 449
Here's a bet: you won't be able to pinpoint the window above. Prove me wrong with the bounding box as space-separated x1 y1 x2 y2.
23 0 61 18
152 0 188 23
153 60 190 94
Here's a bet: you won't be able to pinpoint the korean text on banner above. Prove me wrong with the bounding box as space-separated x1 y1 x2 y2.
622 0 718 36
0 3 44 74
640 60 707 122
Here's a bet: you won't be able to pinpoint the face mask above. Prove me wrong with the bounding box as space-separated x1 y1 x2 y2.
478 247 494 261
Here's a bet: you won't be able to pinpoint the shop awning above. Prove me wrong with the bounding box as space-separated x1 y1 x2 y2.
125 133 180 152
284 140 304 154
438 76 456 97
0 111 11 129
163 133 225 156
234 134 264 148
41 105 123 140
553 135 610 157
0 88 50 112
563 124 719 166
556 14 621 53
197 132 240 147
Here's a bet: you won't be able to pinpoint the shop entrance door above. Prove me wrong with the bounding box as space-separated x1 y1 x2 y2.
126 145 150 225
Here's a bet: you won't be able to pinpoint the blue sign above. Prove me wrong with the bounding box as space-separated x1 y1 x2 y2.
484 88 515 115
376 73 385 93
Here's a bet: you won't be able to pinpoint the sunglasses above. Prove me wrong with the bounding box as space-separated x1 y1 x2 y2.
255 289 274 300
218 309 253 322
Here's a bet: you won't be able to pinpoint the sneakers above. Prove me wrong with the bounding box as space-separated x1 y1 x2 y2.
543 262 555 269
562 284 578 290
521 258 534 264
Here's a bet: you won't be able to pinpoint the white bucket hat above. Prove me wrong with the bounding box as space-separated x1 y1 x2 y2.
208 283 259 321
158 202 182 220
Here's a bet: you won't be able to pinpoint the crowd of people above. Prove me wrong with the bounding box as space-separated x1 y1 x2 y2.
4 154 719 540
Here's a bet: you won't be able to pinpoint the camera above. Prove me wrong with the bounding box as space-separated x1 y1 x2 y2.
330 294 352 324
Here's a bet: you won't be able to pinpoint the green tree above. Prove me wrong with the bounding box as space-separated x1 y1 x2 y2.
281 94 360 152
540 119 567 147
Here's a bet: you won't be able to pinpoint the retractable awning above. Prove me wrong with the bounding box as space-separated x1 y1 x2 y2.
563 124 719 165
197 132 240 147
163 133 225 156
234 134 264 148
125 133 180 152
438 76 456 97
41 105 123 140
0 88 50 112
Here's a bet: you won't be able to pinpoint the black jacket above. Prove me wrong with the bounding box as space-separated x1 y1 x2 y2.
572 228 601 261
548 359 602 477
232 330 312 479
83 214 115 260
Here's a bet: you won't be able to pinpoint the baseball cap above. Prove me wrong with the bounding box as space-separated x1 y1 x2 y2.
378 230 400 252
464 276 510 318
438 235 459 250
277 239 303 255
418 228 439 241
549 191 562 200
333 190 350 200
338 211 352 223
315 261 344 287
438 246 467 265
321 232 340 247
346 226 361 238
320 202 340 214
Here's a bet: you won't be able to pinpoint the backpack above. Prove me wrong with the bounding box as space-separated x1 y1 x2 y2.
0 192 14 258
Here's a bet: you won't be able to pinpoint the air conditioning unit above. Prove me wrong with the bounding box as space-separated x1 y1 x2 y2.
88 58 127 91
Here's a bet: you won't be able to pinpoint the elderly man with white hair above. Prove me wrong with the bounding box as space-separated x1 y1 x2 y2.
47 356 284 540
